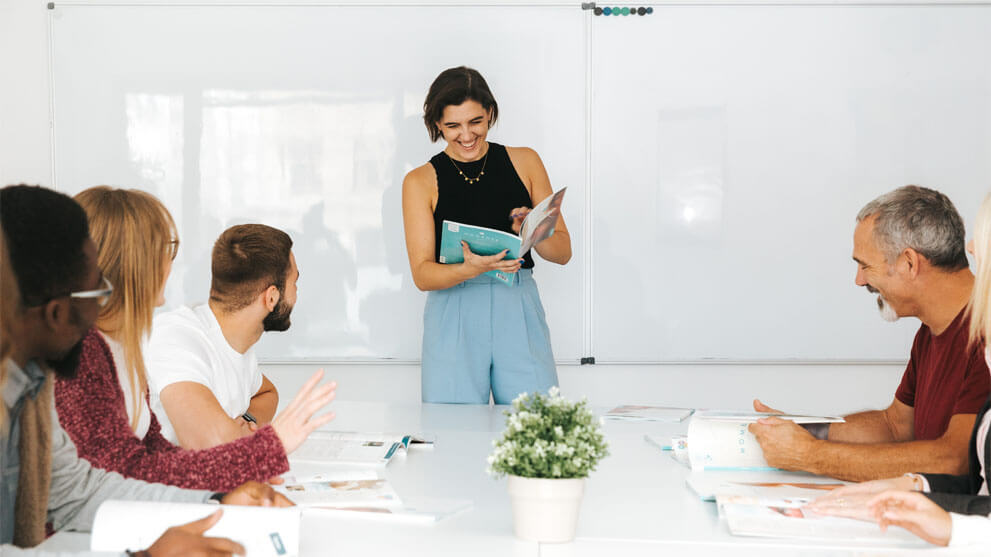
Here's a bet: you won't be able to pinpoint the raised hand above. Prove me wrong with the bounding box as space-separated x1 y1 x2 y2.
270 369 337 454
143 509 244 557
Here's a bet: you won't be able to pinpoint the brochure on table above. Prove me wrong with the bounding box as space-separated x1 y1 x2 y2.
279 469 401 508
289 431 433 467
603 405 693 422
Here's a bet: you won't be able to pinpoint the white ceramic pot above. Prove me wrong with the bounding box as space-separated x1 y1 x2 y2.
507 475 585 543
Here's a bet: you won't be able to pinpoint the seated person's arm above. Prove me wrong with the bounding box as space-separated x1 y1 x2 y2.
160 381 251 450
247 374 278 424
827 398 915 443
751 411 974 482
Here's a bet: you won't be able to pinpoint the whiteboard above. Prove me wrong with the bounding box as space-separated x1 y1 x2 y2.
50 4 586 362
590 5 990 361
50 3 991 363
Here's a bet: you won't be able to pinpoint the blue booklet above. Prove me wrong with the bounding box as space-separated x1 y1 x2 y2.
438 188 567 286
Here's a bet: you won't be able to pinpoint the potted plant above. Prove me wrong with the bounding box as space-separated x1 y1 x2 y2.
487 387 609 543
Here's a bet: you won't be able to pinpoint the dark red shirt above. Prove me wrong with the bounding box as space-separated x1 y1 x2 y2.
895 307 990 441
55 328 290 491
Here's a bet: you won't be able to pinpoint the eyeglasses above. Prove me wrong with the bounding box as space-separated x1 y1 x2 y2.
168 238 180 261
69 276 115 308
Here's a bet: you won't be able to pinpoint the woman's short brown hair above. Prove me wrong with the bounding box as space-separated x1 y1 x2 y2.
210 224 293 312
423 66 499 142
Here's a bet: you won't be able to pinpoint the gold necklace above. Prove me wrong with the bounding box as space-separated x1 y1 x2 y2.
447 147 489 185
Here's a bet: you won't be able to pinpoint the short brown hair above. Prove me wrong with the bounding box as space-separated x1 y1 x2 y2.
210 224 293 312
423 66 499 142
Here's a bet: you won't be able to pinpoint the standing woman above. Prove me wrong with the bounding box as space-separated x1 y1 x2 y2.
55 186 335 491
402 66 571 404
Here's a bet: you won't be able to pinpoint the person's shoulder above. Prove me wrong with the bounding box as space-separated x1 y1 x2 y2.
404 162 438 188
504 145 541 162
149 305 211 348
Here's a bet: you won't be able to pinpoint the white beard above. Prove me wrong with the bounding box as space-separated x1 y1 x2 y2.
877 295 900 322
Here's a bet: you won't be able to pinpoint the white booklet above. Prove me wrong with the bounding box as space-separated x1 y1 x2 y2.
290 431 433 467
602 405 693 422
90 500 300 557
305 497 472 525
686 411 843 471
279 469 402 508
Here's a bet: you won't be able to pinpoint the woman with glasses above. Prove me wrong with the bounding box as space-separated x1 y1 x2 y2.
54 186 336 491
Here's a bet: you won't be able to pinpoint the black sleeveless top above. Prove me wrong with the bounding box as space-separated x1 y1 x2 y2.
430 143 535 268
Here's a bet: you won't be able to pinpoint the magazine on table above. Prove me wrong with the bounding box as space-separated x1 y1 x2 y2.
719 497 925 546
438 187 567 286
603 405 693 422
278 469 402 508
686 411 843 471
289 431 434 467
90 500 300 557
687 470 847 501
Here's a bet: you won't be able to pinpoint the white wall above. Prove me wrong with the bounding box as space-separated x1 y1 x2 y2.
0 0 910 412
0 0 51 187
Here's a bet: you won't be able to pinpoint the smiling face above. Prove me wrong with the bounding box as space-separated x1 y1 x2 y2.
437 100 491 162
853 216 909 322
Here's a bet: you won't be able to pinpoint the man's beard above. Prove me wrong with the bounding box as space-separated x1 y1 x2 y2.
48 340 83 379
262 297 293 332
866 284 899 323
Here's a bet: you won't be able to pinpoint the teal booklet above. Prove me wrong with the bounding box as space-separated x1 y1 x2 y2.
438 188 567 286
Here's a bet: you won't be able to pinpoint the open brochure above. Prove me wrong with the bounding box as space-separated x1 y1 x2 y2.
289 431 433 467
693 410 845 424
90 500 300 557
686 411 843 471
603 405 693 422
305 497 473 525
438 187 567 286
687 470 847 501
278 469 401 508
719 498 925 546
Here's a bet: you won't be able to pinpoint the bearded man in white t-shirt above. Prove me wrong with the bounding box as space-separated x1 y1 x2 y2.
147 224 300 449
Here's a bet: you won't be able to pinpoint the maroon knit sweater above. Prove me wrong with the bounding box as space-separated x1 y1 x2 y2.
55 328 290 491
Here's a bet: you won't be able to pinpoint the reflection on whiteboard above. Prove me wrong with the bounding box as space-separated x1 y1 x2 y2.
657 107 725 244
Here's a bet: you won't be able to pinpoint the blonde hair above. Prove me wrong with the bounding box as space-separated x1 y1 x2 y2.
1 228 21 429
74 187 177 431
969 192 991 349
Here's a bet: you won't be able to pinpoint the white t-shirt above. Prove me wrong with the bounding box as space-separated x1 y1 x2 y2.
145 304 262 444
101 331 151 439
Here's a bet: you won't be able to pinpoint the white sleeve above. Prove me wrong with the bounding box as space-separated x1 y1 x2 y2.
144 320 215 396
949 512 991 546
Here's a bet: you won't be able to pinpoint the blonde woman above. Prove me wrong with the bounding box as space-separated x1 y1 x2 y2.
812 192 991 546
55 186 336 491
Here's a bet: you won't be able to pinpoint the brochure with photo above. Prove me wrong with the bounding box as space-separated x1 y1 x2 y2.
279 470 402 508
290 431 433 467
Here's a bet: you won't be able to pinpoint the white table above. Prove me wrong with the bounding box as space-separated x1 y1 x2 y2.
44 401 983 556
295 402 965 557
